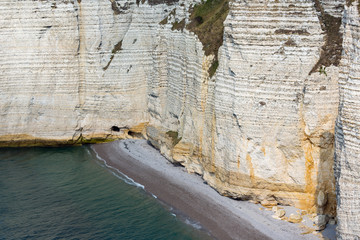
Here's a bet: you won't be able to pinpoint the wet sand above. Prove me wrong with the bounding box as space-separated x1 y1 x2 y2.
91 139 319 240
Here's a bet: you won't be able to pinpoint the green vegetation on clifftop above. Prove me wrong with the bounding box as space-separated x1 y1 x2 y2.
159 0 229 77
187 0 229 77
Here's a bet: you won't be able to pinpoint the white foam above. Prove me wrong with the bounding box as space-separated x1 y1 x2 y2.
184 219 202 230
91 146 145 189
85 148 92 155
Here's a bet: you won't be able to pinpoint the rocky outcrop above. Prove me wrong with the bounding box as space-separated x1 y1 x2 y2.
335 1 360 239
0 0 359 237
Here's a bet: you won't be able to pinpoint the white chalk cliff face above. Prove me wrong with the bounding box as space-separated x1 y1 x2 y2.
335 1 360 239
0 0 359 237
147 0 341 217
0 0 152 144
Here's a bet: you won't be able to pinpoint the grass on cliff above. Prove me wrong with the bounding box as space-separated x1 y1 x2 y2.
172 19 186 31
166 131 182 146
186 0 229 77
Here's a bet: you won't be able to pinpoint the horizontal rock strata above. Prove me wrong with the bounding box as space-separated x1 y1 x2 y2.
335 1 360 239
1 0 359 237
0 0 151 145
146 0 340 216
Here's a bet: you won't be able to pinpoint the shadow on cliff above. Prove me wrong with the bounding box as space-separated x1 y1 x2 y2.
332 102 350 210
317 129 338 216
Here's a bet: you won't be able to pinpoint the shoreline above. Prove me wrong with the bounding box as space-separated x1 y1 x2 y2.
91 139 327 240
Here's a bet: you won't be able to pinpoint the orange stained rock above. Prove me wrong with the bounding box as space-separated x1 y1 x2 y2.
261 146 266 156
246 153 255 184
129 122 149 133
300 140 317 212
0 133 122 147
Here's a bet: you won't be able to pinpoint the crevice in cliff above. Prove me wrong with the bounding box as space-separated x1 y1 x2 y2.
186 0 229 78
275 29 310 35
309 0 343 75
137 0 179 6
232 113 242 130
147 0 179 6
39 26 52 39
103 40 123 71
75 0 86 109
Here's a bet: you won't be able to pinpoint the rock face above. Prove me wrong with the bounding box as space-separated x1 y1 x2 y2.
335 1 360 239
146 0 340 216
0 0 152 145
206 0 339 215
0 0 359 237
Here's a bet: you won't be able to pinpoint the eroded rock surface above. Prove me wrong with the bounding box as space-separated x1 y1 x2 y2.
335 1 360 239
0 0 153 145
146 0 340 217
0 0 359 237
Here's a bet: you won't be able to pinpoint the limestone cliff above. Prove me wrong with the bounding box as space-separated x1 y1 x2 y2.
147 0 340 217
0 0 151 145
0 0 359 238
335 1 360 239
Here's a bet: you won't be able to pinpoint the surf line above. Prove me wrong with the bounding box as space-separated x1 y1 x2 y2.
91 146 146 190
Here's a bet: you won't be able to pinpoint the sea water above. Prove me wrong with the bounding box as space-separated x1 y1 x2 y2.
0 146 213 240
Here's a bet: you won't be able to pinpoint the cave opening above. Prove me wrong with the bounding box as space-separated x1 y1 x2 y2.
111 126 120 132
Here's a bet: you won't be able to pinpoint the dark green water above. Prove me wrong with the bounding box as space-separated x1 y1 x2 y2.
0 147 212 240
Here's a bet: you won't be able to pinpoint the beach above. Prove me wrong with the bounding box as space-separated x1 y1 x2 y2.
91 139 329 240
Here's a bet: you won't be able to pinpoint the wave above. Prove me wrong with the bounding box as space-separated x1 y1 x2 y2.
90 145 206 234
184 219 202 230
90 147 145 189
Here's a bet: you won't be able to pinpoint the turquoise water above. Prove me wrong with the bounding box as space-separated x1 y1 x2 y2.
0 147 212 240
